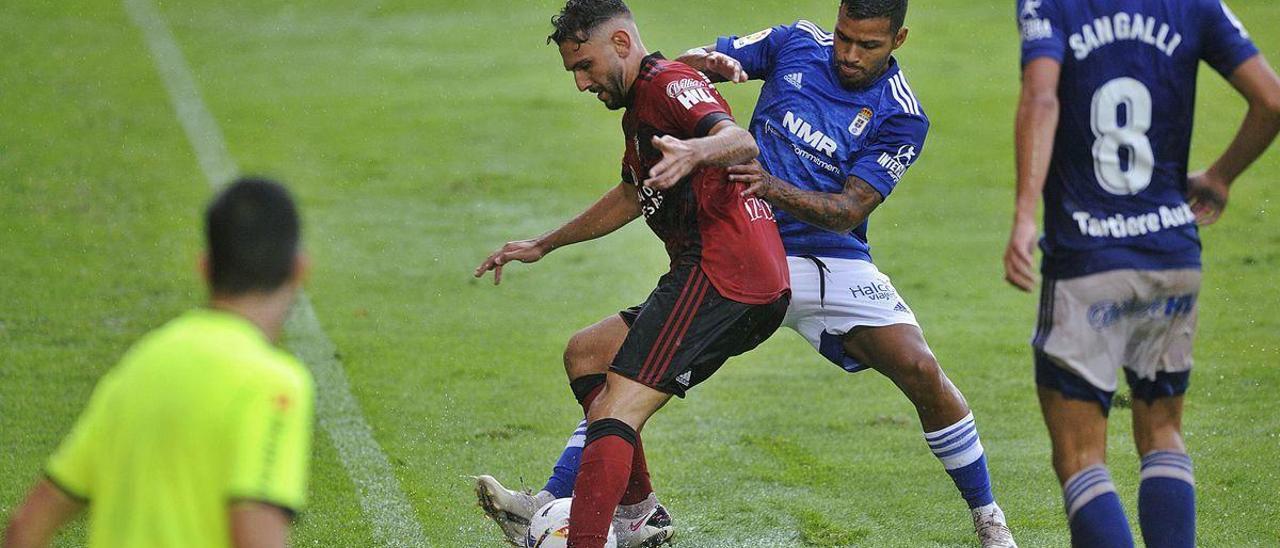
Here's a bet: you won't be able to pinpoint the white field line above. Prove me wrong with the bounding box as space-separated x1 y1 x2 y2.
122 0 429 545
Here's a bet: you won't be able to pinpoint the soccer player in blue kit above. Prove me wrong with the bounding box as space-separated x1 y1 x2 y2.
476 2 1018 546
1006 0 1280 546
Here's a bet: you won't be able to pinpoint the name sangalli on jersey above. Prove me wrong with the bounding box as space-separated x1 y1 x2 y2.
1068 12 1183 60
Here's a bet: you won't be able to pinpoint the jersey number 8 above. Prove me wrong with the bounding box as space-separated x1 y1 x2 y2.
1090 77 1154 195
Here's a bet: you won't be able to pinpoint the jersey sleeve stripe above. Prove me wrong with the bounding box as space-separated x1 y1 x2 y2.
894 74 923 115
43 471 90 504
693 112 734 138
228 497 300 519
888 75 917 116
795 20 834 45
795 20 831 38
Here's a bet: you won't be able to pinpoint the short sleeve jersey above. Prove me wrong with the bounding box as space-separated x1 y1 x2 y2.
1018 0 1258 278
717 21 931 261
46 309 314 548
622 54 789 304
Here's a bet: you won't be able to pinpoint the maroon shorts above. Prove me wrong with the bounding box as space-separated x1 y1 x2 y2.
612 262 788 397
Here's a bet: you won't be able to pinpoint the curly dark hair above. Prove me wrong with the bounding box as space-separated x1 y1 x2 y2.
840 0 908 33
547 0 632 45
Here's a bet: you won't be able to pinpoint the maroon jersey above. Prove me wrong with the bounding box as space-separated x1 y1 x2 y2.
621 54 789 305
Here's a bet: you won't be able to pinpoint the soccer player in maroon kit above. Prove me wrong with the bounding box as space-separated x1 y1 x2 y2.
474 2 790 546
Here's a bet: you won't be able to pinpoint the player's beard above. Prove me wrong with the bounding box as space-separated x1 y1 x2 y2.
834 55 888 90
596 60 629 110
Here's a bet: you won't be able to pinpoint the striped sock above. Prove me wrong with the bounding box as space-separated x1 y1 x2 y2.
1138 451 1195 548
923 413 995 508
542 419 587 499
570 419 636 548
1063 465 1134 548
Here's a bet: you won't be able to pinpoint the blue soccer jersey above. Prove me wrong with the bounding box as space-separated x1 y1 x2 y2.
1019 0 1258 278
717 21 930 262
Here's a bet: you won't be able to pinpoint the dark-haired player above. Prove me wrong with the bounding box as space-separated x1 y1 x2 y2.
4 178 314 548
479 2 1018 546
1008 0 1280 545
473 1 790 546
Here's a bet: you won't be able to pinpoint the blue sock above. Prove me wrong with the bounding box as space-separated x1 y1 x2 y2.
1138 451 1195 548
541 419 587 499
1063 465 1134 548
923 413 995 508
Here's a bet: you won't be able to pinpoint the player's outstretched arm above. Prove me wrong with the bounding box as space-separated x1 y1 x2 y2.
644 120 758 190
3 480 84 548
1005 57 1061 292
675 44 747 83
473 182 641 285
728 160 881 233
1188 54 1280 226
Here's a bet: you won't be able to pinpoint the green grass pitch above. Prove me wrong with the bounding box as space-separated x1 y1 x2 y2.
2 0 1278 546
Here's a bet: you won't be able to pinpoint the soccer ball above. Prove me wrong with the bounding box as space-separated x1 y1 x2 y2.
525 498 617 548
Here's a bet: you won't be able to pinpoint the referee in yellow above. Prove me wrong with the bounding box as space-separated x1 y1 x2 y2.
4 178 315 548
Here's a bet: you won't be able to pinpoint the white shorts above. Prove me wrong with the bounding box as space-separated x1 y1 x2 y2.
782 256 920 372
1034 268 1200 398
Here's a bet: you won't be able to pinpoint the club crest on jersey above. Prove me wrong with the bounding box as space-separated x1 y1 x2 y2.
733 28 773 49
849 107 873 137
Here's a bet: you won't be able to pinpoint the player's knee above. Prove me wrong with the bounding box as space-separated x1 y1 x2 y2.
563 330 599 378
1050 444 1106 485
892 353 944 389
1132 397 1186 455
1134 420 1184 456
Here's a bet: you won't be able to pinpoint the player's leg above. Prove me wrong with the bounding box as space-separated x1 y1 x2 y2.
571 264 788 548
549 314 632 497
570 373 672 548
476 314 629 545
1032 270 1189 548
1132 394 1194 548
786 256 1012 545
1037 384 1132 548
841 324 1013 544
1126 268 1199 548
841 323 970 431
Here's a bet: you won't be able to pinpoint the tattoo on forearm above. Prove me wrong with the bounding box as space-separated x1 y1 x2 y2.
768 175 881 233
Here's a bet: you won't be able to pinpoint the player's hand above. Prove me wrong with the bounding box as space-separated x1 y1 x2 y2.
645 135 700 191
675 49 748 84
1186 169 1230 226
727 160 778 199
1003 217 1040 292
474 239 547 285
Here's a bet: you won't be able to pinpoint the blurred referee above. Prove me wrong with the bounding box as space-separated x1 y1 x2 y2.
4 178 315 548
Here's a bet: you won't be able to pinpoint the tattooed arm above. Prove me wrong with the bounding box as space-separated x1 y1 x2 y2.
727 160 881 233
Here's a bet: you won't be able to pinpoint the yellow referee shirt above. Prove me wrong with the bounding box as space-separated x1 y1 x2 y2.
45 308 314 547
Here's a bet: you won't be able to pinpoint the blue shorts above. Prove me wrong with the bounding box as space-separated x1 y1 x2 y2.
1036 350 1190 416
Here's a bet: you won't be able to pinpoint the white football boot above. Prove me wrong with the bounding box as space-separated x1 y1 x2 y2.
613 494 676 548
971 503 1018 548
475 475 553 546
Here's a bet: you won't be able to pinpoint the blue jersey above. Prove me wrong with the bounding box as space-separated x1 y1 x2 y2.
1019 0 1258 278
717 21 930 261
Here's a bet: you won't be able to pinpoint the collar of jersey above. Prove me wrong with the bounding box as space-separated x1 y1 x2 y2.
625 51 666 107
190 306 271 346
